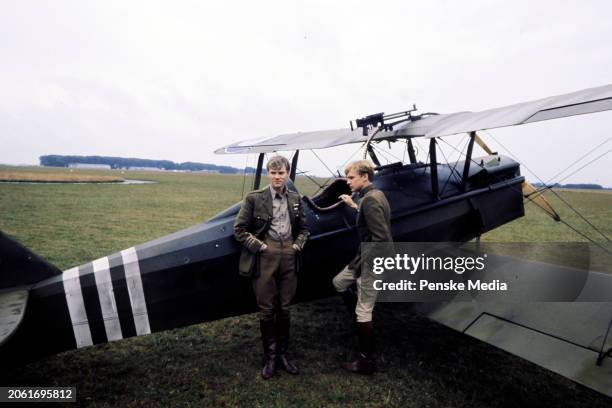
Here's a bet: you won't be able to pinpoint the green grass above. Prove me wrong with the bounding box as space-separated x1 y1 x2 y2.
0 166 322 270
1 166 611 407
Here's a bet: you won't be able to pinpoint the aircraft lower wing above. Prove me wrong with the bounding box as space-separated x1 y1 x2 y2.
416 300 612 397
411 252 612 397
0 288 28 347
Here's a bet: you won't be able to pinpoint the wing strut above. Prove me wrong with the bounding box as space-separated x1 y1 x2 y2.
253 153 264 190
290 150 299 182
474 134 496 155
429 139 439 200
407 139 417 164
366 145 381 166
461 132 476 191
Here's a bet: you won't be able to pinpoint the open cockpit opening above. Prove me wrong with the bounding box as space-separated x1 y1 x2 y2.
303 178 352 212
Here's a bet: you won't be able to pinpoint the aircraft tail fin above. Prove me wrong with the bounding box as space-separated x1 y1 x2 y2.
0 230 62 290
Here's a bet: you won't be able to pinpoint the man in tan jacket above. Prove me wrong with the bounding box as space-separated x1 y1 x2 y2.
334 159 392 374
234 155 309 379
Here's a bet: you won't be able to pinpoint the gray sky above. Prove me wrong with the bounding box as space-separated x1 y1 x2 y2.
1 0 611 186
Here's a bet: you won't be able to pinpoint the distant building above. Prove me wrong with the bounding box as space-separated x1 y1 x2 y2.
127 166 163 171
68 163 111 170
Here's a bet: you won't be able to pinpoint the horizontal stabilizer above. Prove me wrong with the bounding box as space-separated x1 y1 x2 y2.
0 289 28 347
467 313 612 397
418 301 612 397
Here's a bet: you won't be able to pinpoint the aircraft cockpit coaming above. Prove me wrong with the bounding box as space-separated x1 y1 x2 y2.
303 178 351 212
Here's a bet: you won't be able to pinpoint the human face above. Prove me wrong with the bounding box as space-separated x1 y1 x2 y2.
267 166 289 191
345 168 370 192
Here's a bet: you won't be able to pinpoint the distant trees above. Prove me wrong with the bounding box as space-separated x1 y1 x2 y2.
531 182 604 190
39 155 260 174
559 183 603 190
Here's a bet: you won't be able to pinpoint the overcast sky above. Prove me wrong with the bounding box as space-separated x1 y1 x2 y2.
1 0 611 186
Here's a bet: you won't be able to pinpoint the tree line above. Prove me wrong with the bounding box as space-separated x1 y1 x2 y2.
39 155 259 174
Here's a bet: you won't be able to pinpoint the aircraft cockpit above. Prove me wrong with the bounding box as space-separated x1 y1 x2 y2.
302 178 351 212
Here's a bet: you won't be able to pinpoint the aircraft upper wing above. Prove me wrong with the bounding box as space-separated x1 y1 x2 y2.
398 83 612 138
214 128 372 154
215 83 612 154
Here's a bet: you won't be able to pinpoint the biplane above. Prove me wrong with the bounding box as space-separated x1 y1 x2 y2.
1 84 611 397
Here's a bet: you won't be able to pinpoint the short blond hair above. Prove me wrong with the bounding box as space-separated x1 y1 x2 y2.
266 155 290 172
344 160 374 181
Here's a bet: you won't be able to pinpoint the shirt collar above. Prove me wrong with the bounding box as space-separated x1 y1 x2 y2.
269 184 288 199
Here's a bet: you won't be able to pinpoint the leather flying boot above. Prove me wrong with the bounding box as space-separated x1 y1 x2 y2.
276 315 298 374
339 287 357 337
260 319 277 379
342 321 376 374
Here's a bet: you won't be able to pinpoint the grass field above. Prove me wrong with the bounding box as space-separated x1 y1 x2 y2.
1 166 611 407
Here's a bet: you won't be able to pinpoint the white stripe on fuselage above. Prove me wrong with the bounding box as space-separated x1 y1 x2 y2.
62 267 93 348
121 247 151 335
92 257 123 342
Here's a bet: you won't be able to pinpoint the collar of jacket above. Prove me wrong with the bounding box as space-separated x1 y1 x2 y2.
360 183 375 197
260 184 293 218
264 184 300 224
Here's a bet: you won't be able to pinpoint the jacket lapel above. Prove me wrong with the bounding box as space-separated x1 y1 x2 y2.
288 193 297 225
261 187 273 218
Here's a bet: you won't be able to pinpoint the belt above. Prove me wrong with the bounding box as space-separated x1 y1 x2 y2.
265 236 294 245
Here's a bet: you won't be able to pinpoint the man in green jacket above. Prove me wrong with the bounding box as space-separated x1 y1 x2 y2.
334 159 392 374
234 155 309 379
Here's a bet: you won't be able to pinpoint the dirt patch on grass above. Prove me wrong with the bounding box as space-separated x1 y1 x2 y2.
0 171 124 183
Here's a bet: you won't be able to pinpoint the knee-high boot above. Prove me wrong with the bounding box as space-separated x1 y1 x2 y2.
342 321 376 374
339 287 357 336
276 315 298 374
260 319 277 379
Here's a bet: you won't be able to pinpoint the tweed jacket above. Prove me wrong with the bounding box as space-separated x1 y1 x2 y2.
234 185 309 277
348 184 393 276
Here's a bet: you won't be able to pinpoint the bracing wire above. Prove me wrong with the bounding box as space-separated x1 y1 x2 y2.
370 143 404 164
549 148 612 187
542 136 612 186
311 149 337 178
484 130 610 242
437 136 470 196
241 154 250 199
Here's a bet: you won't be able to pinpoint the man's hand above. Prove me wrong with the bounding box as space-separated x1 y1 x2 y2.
339 194 358 209
260 243 268 252
292 243 301 251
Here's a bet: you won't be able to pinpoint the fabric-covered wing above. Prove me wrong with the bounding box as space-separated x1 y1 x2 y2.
214 128 371 154
396 83 612 138
415 256 612 397
215 83 612 154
